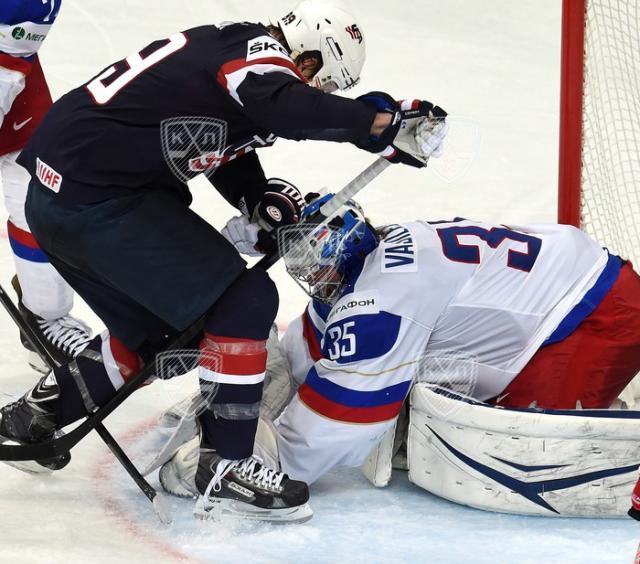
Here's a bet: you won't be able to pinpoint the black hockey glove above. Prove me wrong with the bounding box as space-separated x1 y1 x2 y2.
252 178 305 254
356 91 448 168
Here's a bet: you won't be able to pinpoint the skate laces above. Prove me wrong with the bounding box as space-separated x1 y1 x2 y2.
202 455 285 504
236 456 284 490
38 316 92 356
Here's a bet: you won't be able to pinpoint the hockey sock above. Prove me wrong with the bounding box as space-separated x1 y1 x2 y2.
198 334 267 459
53 333 142 426
196 269 278 459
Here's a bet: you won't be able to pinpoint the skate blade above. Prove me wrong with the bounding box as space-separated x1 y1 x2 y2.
1 457 53 475
0 432 69 474
194 496 313 524
27 352 50 375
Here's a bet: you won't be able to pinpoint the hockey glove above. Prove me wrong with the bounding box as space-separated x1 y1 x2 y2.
221 215 262 256
252 178 305 254
223 178 304 256
356 91 448 168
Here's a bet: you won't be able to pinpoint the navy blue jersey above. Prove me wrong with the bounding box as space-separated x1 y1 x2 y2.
18 23 376 206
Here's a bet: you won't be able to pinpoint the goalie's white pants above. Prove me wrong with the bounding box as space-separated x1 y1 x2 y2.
407 384 640 517
0 151 73 319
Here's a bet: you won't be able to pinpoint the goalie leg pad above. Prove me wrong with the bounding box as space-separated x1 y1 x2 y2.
407 384 640 517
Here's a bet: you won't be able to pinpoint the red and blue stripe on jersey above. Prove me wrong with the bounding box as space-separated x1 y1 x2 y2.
542 253 622 346
298 303 409 423
299 366 411 424
7 220 47 263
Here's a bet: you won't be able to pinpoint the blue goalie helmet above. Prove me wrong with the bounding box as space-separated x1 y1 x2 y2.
280 193 379 303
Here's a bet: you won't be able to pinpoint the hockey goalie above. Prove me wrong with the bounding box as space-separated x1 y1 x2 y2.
158 192 640 519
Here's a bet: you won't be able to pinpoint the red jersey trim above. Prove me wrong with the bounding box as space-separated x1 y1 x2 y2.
0 53 32 76
298 384 403 424
216 56 306 92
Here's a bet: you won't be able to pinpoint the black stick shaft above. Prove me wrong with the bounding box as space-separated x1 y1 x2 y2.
0 282 162 505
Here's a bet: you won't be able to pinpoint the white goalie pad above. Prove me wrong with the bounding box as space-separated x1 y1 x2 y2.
407 384 640 517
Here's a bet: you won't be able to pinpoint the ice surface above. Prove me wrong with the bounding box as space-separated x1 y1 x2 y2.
0 0 638 562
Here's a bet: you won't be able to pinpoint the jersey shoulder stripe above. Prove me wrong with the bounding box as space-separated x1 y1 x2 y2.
217 55 305 106
214 30 305 106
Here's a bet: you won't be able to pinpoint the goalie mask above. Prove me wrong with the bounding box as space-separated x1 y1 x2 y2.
279 194 378 304
277 1 366 92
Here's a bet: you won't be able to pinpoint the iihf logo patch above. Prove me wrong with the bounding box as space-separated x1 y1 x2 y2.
345 24 363 44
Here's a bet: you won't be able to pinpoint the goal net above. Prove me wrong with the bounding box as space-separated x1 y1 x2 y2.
558 0 640 406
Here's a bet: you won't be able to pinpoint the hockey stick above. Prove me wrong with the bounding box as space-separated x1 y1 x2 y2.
0 283 172 523
0 157 390 464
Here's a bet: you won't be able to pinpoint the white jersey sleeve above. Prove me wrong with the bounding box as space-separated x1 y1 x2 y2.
0 0 60 125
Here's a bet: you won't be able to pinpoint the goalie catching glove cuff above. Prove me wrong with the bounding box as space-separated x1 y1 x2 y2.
356 91 448 168
222 178 304 256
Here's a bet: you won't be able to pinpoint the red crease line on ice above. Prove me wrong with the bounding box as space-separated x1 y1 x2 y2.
90 417 204 564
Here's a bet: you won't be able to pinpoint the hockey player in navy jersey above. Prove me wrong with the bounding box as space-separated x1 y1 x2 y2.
0 0 92 371
0 1 448 522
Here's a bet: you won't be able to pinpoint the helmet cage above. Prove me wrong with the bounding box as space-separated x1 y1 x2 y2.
279 202 376 303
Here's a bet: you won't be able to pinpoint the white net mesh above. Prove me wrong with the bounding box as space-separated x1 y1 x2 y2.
580 1 640 406
580 0 640 264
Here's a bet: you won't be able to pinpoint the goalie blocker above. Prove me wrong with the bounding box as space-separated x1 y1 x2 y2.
406 384 640 518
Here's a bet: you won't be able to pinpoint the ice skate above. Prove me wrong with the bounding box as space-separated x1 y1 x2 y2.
0 373 70 474
160 438 312 523
12 276 92 373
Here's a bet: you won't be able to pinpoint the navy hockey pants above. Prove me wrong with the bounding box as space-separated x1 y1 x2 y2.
25 183 278 459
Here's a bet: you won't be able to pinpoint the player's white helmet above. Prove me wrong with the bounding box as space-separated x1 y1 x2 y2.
278 1 366 92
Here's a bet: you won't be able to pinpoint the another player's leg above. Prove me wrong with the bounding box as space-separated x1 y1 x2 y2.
1 153 91 372
188 268 310 522
0 289 147 474
0 184 310 520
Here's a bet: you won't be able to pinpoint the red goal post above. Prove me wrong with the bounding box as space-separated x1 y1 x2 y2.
557 0 585 228
558 0 640 406
557 0 640 265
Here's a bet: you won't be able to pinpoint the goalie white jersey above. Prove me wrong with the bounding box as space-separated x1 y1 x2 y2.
275 219 618 484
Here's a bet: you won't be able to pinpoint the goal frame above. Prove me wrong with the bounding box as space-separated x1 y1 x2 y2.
557 0 586 227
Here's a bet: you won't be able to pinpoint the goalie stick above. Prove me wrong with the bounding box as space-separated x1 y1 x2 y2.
0 156 391 512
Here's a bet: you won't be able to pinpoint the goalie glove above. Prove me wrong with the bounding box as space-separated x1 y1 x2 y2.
356 91 448 168
222 178 304 256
